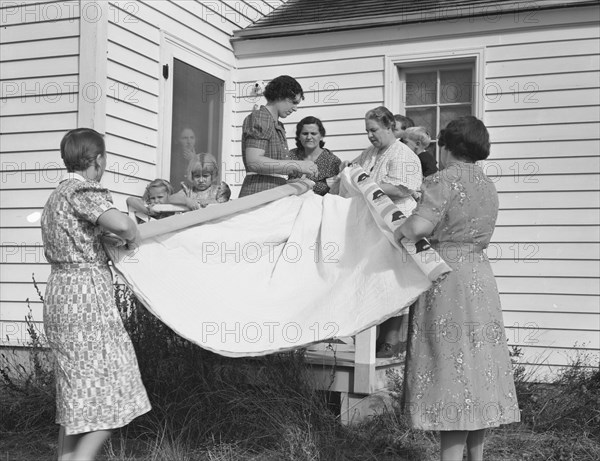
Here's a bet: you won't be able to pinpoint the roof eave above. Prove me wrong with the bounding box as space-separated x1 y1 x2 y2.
232 0 598 41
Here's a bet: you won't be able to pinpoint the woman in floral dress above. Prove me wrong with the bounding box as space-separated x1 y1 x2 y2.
42 128 151 460
394 116 520 460
288 116 341 196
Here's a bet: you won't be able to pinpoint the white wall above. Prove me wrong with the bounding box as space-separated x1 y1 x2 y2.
1 0 81 345
232 5 600 376
0 0 288 345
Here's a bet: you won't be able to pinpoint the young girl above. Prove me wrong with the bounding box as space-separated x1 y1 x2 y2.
126 178 175 221
41 128 151 460
169 153 231 210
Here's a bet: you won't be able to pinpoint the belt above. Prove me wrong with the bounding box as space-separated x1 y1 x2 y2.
51 262 108 271
246 171 287 179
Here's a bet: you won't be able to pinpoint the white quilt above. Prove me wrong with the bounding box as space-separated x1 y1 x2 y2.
108 172 433 357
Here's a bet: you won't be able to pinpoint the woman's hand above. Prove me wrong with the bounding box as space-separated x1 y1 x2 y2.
101 231 127 247
301 160 318 177
339 160 352 173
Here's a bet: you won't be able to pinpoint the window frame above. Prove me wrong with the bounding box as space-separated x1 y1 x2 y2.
158 31 234 182
385 48 485 156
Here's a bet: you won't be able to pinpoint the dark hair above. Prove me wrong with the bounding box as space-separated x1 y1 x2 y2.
295 116 326 153
394 114 415 130
365 106 396 130
60 128 105 172
143 179 174 202
437 116 490 162
263 75 304 103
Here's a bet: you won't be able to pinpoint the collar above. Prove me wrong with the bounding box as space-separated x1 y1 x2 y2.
61 172 88 183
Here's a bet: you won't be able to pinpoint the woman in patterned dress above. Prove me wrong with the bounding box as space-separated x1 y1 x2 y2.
288 116 341 196
42 128 151 460
239 75 318 197
394 116 520 460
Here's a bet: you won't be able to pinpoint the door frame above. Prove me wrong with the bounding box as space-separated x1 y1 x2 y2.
158 31 234 180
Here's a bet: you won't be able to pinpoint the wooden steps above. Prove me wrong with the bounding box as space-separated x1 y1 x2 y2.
304 326 405 424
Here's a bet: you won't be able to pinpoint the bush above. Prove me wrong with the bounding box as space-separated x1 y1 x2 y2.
0 276 55 434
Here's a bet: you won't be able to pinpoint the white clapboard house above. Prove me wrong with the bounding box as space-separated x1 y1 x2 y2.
1 0 599 415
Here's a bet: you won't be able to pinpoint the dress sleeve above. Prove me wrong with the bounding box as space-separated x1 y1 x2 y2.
244 110 274 151
68 183 116 224
382 148 422 191
411 173 449 227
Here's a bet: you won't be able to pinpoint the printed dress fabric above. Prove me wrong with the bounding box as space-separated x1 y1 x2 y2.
288 147 342 196
174 182 230 207
354 140 422 216
402 162 520 430
41 176 151 435
239 106 290 197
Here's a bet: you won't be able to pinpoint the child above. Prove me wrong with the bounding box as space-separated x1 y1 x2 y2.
126 178 175 221
41 128 151 460
404 126 438 178
394 114 438 178
169 153 231 210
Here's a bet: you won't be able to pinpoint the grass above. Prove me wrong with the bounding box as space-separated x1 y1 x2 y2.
1 280 599 460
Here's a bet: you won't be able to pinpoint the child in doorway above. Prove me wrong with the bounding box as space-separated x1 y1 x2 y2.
169 153 231 210
126 179 175 221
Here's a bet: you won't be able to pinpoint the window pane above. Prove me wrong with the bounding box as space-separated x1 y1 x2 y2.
170 59 223 188
405 71 437 106
440 105 472 130
440 68 473 103
406 107 436 139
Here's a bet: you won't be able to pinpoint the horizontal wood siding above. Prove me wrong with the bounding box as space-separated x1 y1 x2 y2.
102 0 282 208
484 30 600 373
233 8 600 376
229 56 386 196
0 0 289 344
0 1 80 345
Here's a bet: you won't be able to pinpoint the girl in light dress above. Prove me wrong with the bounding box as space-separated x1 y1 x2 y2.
169 153 231 210
42 128 151 460
126 178 175 221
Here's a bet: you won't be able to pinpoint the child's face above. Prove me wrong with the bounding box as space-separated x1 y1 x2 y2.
403 136 420 154
147 186 169 205
191 171 213 191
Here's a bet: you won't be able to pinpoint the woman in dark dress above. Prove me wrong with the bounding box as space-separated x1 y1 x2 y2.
288 116 341 196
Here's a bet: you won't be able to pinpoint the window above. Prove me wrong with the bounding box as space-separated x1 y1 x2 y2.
399 63 475 158
159 32 233 191
169 59 223 187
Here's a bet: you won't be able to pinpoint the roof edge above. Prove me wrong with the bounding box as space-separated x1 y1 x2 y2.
232 0 599 41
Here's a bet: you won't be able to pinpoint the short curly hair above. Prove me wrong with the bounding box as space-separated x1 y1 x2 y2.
437 116 490 162
60 128 105 172
365 106 396 130
263 75 304 103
